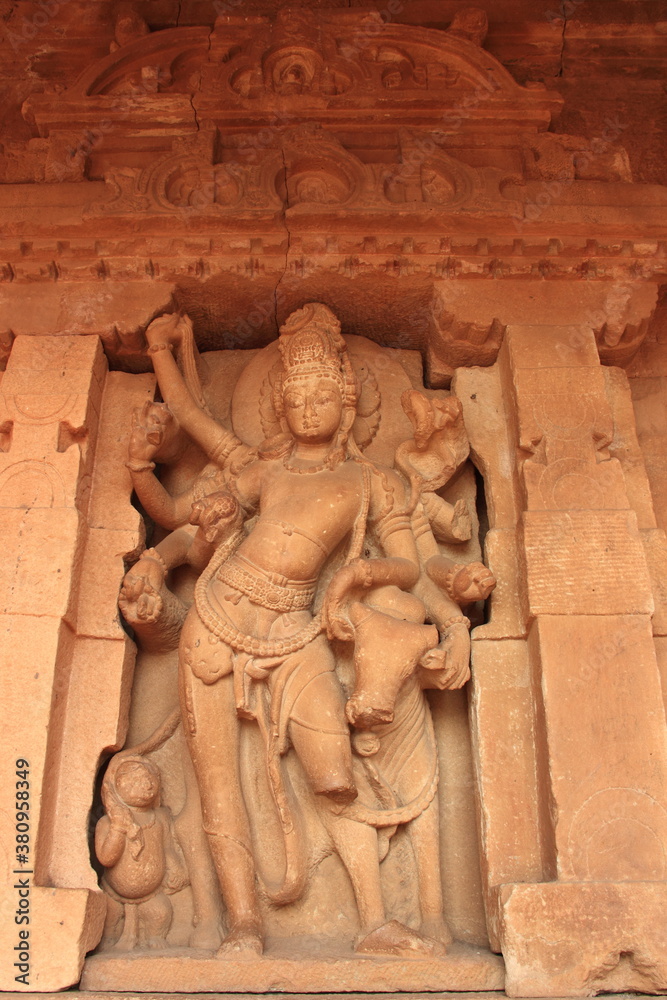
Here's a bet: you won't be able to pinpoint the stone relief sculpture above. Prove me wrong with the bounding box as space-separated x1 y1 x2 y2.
104 302 495 961
96 726 189 951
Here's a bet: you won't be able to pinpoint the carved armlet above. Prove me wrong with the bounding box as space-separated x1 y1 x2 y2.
126 459 156 473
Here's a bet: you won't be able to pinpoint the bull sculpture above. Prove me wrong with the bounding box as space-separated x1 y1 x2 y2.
316 391 496 956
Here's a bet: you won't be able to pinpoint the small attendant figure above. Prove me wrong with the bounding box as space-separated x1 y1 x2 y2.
96 755 188 951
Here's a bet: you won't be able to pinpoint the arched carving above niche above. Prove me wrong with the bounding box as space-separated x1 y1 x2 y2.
24 8 562 140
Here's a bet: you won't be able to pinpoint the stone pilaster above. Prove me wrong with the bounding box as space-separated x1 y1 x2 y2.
0 337 147 990
493 325 667 996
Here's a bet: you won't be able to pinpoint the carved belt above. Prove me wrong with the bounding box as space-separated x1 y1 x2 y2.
216 554 316 613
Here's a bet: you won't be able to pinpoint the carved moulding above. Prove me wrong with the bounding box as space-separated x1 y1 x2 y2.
85 124 514 222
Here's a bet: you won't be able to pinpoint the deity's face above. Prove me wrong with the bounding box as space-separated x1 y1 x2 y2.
115 761 159 808
282 375 344 445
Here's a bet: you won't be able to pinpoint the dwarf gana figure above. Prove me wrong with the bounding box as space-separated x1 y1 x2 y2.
117 302 495 959
96 755 188 951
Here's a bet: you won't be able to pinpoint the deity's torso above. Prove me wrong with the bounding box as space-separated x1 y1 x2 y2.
233 455 367 583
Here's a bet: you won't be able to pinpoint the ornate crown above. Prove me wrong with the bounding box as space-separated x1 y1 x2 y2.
278 302 346 387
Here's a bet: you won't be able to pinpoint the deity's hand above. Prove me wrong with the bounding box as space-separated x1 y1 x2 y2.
419 624 471 689
190 490 243 545
128 401 180 465
449 562 496 605
119 557 165 624
323 558 374 641
145 312 192 349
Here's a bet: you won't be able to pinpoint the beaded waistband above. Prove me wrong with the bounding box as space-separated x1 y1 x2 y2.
216 554 316 613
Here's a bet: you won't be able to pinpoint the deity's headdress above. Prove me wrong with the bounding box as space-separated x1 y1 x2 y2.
279 303 344 386
268 302 359 465
279 302 358 406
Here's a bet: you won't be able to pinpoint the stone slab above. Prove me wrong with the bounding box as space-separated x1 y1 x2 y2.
528 615 667 882
0 995 651 1000
81 943 505 994
496 881 667 997
468 638 543 950
520 510 653 617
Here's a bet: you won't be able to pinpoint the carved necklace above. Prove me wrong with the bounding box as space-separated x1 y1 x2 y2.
282 448 331 475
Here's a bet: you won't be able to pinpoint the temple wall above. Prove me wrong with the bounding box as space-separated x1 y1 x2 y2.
1 1 667 995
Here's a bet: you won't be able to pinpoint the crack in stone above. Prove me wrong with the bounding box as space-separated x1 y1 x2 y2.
558 11 568 78
274 141 291 334
188 24 213 133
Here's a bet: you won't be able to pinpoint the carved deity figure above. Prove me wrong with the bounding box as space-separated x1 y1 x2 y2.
114 302 495 960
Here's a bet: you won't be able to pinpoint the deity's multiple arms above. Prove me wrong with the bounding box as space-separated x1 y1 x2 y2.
127 314 253 530
144 314 246 468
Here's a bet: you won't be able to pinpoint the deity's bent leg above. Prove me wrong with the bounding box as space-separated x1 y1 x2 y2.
323 811 386 934
100 895 124 949
285 638 356 804
179 647 263 957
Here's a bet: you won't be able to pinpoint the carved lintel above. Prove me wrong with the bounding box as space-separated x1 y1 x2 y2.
23 13 562 145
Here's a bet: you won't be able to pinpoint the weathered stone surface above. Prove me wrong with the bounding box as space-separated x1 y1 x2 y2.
527 615 667 883
630 374 667 534
497 882 667 997
520 510 653 617
475 529 525 640
468 637 542 950
81 944 505 993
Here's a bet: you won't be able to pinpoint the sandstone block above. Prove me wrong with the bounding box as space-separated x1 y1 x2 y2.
528 615 667 882
474 528 525 640
469 637 543 948
520 510 653 617
454 366 521 530
497 881 667 997
45 637 136 890
0 886 105 991
0 508 83 620
76 528 144 640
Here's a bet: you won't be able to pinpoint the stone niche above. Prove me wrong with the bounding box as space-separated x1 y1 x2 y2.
1 6 667 999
